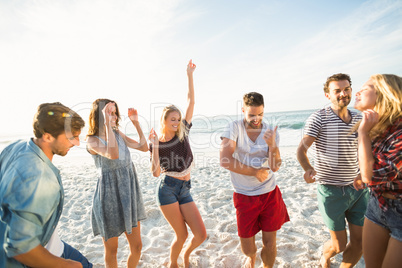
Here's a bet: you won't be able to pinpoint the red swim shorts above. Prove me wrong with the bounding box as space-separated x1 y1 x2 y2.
233 186 290 238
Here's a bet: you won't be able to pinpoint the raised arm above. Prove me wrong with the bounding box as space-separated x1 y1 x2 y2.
263 126 281 172
149 128 161 177
87 102 119 159
220 137 270 182
184 60 196 124
120 108 148 152
296 135 317 183
357 110 378 183
14 245 82 268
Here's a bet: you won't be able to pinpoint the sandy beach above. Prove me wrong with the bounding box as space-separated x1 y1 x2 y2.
53 146 366 268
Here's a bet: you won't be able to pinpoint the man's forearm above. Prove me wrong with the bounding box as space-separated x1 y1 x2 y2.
14 245 81 268
220 155 260 176
268 146 281 172
296 147 313 171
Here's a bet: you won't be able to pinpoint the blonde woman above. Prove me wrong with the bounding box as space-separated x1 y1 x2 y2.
149 60 207 268
354 74 402 267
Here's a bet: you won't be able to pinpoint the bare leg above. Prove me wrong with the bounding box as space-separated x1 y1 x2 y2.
261 231 276 268
382 237 402 267
320 229 348 268
103 236 119 268
125 223 142 267
179 202 207 268
362 218 389 268
340 223 363 268
160 202 188 268
240 236 257 268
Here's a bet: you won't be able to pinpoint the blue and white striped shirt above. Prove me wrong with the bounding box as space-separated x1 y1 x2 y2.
304 106 361 185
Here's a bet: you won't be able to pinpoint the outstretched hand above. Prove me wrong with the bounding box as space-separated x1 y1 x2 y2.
128 108 139 122
102 102 116 125
358 109 379 134
187 59 196 76
148 128 159 145
263 126 278 147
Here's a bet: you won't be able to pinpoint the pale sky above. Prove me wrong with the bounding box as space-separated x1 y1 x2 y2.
1 0 402 136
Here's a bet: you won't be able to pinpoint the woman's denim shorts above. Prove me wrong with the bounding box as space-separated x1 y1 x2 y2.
156 175 193 206
365 193 402 242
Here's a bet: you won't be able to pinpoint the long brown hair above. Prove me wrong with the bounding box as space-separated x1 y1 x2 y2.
87 98 121 136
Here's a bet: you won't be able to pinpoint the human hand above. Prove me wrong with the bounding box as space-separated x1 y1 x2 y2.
128 108 138 122
303 168 316 183
255 167 270 182
102 102 116 126
263 126 278 147
187 59 196 76
353 174 366 190
148 128 159 145
358 109 379 134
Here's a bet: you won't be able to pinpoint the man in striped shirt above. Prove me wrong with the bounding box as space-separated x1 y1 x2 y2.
297 73 369 268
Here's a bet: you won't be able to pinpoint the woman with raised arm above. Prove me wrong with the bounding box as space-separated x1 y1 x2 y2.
354 74 402 268
149 60 207 268
87 99 148 268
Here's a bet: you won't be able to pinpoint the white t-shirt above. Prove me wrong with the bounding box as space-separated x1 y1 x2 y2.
45 226 64 257
221 119 280 196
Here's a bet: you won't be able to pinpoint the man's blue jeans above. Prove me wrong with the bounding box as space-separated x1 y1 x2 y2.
61 241 93 268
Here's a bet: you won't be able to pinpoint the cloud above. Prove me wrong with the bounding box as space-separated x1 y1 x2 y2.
200 0 402 112
1 0 401 136
0 0 190 135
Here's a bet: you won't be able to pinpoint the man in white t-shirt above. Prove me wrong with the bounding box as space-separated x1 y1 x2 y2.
220 92 289 268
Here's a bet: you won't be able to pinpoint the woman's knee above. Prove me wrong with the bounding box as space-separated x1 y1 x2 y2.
130 241 142 254
103 238 119 256
175 230 189 244
196 229 207 243
105 245 118 257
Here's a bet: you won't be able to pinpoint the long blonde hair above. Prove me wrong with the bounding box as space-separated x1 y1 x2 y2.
368 74 402 139
160 105 186 141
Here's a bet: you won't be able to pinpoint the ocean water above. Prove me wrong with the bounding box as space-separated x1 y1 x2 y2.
188 109 315 152
0 109 315 154
0 108 362 167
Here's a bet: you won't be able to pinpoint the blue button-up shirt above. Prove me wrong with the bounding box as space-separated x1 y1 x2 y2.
0 139 64 267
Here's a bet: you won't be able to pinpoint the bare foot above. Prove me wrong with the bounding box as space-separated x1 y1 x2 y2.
167 261 180 268
243 257 255 268
320 254 331 268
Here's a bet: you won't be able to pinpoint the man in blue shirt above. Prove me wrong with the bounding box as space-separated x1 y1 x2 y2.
0 102 92 267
